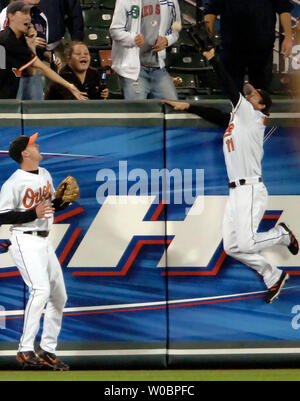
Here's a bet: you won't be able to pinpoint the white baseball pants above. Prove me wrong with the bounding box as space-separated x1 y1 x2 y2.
9 232 67 353
223 182 290 289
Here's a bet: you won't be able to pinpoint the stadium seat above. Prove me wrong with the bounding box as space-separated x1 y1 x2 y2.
170 72 201 98
89 51 102 69
63 30 71 45
107 73 123 99
196 68 223 95
99 49 112 68
166 45 210 72
175 25 195 47
165 23 224 96
180 0 198 23
81 0 116 9
165 25 210 72
84 27 112 49
82 6 113 28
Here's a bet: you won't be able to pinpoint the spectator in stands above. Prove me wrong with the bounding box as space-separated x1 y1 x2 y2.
45 41 109 100
0 0 61 100
204 0 294 92
109 0 181 100
39 0 84 51
0 2 87 99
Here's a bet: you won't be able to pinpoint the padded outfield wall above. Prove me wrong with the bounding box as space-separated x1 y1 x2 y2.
0 99 300 369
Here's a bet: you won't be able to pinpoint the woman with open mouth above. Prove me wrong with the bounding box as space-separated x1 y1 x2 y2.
45 41 109 100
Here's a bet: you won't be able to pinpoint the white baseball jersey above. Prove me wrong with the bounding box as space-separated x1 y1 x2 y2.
221 94 289 290
223 94 267 182
0 167 55 232
0 166 67 354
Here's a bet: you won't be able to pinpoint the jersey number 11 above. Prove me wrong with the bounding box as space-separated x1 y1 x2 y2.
224 123 235 153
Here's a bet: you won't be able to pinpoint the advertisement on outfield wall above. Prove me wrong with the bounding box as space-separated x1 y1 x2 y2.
0 100 300 367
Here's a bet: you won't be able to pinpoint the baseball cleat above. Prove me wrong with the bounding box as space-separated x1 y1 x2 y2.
37 347 69 371
265 271 289 304
279 223 299 255
16 351 43 368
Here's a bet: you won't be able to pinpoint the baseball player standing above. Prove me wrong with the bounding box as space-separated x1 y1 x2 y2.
164 48 298 304
0 133 70 370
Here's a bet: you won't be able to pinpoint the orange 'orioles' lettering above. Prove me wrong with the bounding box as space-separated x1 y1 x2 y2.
22 181 52 209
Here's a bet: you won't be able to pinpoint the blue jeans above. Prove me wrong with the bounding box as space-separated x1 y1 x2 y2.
17 72 44 100
120 66 178 100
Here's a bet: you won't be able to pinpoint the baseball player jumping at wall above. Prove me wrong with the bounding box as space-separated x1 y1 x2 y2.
164 47 299 304
0 133 80 370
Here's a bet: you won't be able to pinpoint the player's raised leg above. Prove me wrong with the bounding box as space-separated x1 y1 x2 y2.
223 199 282 290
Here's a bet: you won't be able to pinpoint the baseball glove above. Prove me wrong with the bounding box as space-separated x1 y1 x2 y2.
186 21 216 53
55 176 80 204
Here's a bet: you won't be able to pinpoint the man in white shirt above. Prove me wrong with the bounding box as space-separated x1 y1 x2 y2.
110 0 181 100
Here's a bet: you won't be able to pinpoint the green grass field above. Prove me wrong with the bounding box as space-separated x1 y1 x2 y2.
0 369 300 381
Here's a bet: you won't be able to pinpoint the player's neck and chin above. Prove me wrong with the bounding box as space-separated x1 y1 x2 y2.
20 158 42 174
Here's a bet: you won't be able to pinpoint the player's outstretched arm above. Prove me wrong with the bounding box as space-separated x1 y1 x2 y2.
202 48 215 61
162 99 230 129
202 49 240 108
163 100 191 110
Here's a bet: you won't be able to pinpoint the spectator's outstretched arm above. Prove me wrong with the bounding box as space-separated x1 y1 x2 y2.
32 57 88 100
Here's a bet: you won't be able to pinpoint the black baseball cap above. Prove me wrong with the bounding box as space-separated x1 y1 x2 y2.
7 1 32 14
257 89 272 115
9 132 38 163
243 83 272 115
